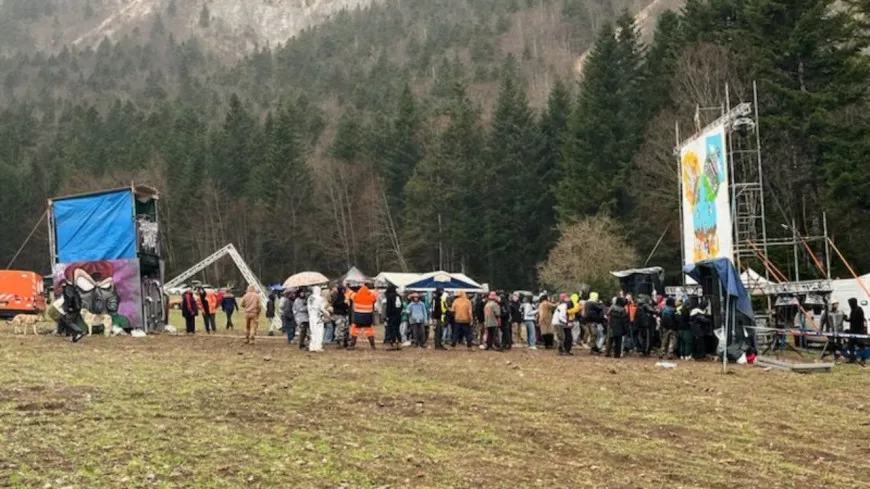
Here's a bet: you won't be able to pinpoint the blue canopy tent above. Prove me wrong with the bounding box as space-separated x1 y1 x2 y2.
684 258 755 370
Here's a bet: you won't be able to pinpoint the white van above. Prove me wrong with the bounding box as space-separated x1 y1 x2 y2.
829 274 870 324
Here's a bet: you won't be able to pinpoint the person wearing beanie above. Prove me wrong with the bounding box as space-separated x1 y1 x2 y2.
483 291 502 351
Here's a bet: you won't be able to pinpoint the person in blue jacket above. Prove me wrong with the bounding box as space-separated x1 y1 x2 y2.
220 288 239 330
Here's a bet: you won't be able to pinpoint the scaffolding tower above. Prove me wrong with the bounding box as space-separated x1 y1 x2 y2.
725 82 830 282
676 82 830 286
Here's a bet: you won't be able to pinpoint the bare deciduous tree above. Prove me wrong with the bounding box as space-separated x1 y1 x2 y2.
538 215 638 293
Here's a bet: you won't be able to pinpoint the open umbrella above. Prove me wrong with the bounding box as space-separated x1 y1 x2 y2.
283 272 329 289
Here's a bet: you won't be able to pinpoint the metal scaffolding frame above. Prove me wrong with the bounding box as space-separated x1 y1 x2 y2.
677 82 831 285
164 244 282 332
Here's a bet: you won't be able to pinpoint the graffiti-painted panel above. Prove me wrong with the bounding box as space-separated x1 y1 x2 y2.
680 123 733 268
53 259 143 331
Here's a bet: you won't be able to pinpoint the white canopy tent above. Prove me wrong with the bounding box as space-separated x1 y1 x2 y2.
740 267 772 296
374 272 424 289
375 271 486 293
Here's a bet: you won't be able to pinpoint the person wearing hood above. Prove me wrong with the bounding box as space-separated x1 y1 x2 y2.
520 295 538 349
307 286 326 352
607 297 629 358
690 300 711 360
407 292 429 348
451 290 474 348
659 297 678 360
844 297 867 366
59 280 85 343
635 296 657 357
282 289 297 344
483 291 502 351
431 288 447 350
553 294 572 355
821 299 846 360
332 285 351 348
293 288 310 349
220 288 239 330
241 286 261 344
537 294 556 349
678 297 694 360
349 282 378 350
384 284 403 350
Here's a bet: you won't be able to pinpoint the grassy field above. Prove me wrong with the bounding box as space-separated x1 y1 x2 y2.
2 319 870 489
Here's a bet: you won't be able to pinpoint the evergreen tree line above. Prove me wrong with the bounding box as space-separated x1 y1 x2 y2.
0 0 868 289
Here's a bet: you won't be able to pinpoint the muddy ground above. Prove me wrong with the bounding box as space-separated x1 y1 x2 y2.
1 328 869 489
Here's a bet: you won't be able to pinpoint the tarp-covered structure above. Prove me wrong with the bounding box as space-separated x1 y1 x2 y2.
52 189 138 262
684 258 754 364
48 185 164 333
611 267 665 297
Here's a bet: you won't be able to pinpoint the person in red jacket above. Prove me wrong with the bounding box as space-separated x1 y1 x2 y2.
181 288 198 335
349 281 378 350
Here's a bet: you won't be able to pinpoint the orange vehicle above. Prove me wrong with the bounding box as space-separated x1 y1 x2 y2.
0 270 46 318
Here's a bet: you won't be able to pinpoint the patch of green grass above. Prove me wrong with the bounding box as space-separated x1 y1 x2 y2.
1 333 869 488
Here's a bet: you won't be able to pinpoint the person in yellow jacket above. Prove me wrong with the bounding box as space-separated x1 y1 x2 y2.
568 293 583 347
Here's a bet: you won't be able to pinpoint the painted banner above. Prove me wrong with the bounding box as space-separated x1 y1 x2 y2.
680 123 732 267
53 258 143 331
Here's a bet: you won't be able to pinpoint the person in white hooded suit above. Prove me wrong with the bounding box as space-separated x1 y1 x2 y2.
308 286 326 352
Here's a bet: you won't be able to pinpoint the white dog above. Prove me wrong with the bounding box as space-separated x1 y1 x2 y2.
8 314 41 335
82 310 114 337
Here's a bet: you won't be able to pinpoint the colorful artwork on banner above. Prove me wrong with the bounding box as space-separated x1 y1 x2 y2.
680 124 733 266
53 259 143 332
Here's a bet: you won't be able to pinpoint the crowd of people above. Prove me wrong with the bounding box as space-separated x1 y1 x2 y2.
218 282 740 360
56 278 868 365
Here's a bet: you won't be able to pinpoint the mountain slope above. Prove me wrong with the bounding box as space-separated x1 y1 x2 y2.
0 0 377 58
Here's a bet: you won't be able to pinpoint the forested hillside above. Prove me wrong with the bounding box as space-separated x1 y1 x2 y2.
0 0 868 290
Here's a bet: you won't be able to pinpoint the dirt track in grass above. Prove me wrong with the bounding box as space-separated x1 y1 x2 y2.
1 328 869 489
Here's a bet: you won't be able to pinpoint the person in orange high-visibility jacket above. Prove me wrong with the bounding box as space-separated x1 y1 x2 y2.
349 282 378 349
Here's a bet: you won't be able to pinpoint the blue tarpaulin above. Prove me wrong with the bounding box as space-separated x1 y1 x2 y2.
683 258 754 322
53 190 136 262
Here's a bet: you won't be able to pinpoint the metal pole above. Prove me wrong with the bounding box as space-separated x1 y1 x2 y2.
753 81 770 280
437 213 443 271
823 212 831 279
792 219 800 282
725 83 739 271
723 284 730 374
676 120 685 285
